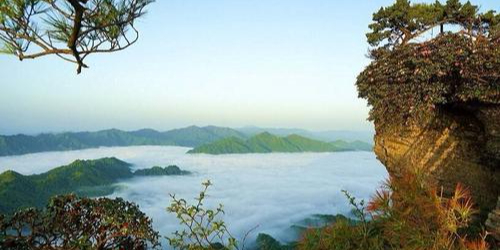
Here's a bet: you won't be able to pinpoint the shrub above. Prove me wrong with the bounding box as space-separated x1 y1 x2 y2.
357 33 499 127
298 170 490 250
166 180 244 250
356 0 499 128
298 218 384 250
297 191 384 250
0 194 160 249
368 171 488 249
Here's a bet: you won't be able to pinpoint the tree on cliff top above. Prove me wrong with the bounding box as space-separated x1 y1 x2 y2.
366 0 499 48
0 0 153 74
357 0 499 127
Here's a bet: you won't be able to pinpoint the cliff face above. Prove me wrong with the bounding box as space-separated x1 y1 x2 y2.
373 103 500 214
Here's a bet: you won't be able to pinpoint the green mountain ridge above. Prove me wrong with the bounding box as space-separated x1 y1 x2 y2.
0 126 372 157
238 126 374 143
0 158 189 214
188 133 372 154
0 126 247 156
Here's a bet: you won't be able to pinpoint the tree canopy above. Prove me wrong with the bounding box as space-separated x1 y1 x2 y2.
0 194 160 249
357 0 499 127
366 0 499 48
0 0 153 73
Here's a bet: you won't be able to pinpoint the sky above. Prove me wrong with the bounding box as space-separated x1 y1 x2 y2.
0 0 498 135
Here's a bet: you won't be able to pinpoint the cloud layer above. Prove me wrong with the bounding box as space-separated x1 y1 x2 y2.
0 146 387 246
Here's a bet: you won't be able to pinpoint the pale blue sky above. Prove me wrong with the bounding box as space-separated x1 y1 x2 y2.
0 0 497 134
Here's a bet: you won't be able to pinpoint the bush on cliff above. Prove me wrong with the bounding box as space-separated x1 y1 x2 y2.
298 169 490 250
356 0 499 127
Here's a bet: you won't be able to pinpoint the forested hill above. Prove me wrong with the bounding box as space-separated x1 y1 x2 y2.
0 158 189 214
188 132 372 154
0 126 246 156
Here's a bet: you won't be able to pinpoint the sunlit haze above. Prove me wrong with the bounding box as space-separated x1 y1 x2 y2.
0 0 497 134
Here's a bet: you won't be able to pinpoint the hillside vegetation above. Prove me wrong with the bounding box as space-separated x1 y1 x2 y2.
188 132 372 154
0 158 189 214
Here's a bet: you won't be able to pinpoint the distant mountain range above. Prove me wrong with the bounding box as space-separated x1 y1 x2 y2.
0 158 189 214
237 126 374 143
188 132 372 154
0 126 246 156
0 126 372 156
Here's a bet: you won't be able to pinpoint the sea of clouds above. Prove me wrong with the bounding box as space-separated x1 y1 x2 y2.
0 146 388 246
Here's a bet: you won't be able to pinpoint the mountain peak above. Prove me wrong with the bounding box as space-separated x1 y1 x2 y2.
0 170 23 181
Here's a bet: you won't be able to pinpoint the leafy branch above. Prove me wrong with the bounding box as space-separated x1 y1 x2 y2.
167 180 243 250
0 0 153 73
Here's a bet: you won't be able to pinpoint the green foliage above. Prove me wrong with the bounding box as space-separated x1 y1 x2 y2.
0 194 160 249
341 190 370 238
366 0 498 47
358 0 499 127
134 165 190 176
188 132 371 154
166 180 241 250
0 126 247 156
0 0 154 73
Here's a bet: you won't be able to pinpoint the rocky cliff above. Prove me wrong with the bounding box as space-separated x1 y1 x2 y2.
355 6 500 240
373 103 500 216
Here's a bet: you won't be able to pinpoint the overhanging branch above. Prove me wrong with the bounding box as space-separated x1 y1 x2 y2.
0 0 153 74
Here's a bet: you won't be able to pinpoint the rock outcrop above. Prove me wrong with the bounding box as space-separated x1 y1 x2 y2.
486 197 500 241
373 103 500 215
